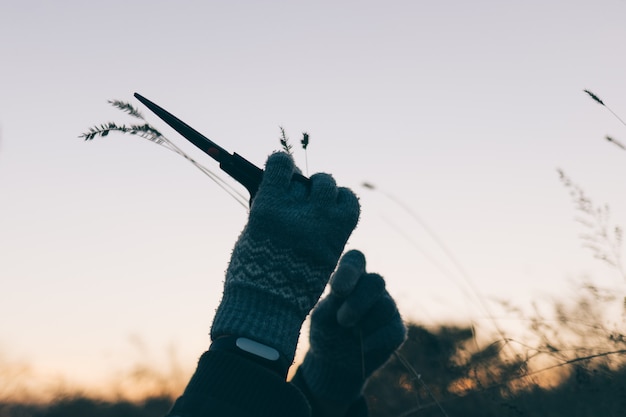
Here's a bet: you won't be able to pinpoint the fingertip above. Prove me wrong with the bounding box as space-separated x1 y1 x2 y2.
330 263 362 297
330 250 366 297
263 152 295 188
335 273 386 328
337 186 360 208
340 250 366 270
308 173 338 202
364 273 386 294
336 187 361 225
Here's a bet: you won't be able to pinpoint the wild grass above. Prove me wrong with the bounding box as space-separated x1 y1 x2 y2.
279 127 310 174
42 91 626 416
81 99 314 207
584 89 626 151
365 281 626 416
80 99 249 208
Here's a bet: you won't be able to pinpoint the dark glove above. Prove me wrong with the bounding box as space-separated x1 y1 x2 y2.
297 250 407 411
211 152 361 364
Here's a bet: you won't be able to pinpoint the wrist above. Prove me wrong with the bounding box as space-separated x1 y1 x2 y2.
210 335 291 378
211 286 304 363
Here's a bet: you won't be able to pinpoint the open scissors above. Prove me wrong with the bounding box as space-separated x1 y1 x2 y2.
134 93 309 201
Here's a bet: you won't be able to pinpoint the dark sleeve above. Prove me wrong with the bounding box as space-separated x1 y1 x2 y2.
166 350 311 417
290 368 369 417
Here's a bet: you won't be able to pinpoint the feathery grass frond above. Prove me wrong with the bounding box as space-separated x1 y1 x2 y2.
583 89 626 129
107 100 145 119
80 99 249 209
79 123 165 144
360 181 515 360
300 132 309 150
279 126 292 154
606 135 626 150
276 128 311 172
301 132 310 174
558 169 625 280
584 89 604 106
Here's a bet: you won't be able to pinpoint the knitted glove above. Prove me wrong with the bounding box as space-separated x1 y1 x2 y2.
211 152 360 364
297 250 407 409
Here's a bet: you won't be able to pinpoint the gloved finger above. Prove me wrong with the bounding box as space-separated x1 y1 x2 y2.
328 187 361 234
330 250 366 298
361 305 407 373
335 186 361 215
336 273 386 327
359 291 403 337
261 152 296 190
308 173 338 204
310 293 343 326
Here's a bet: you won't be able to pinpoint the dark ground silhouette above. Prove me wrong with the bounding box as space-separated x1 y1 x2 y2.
2 320 625 417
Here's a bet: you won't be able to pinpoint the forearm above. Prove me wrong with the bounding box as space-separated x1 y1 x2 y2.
167 153 361 417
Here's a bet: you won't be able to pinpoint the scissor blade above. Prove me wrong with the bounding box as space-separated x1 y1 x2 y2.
133 92 311 202
134 92 267 200
133 93 230 164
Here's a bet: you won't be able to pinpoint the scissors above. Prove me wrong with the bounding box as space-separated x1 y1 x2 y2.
134 92 309 201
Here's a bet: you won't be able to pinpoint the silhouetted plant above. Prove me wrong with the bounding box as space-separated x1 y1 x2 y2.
82 100 315 207
278 127 311 174
557 170 624 280
301 132 310 174
555 90 626 280
278 126 293 155
584 89 626 151
365 301 626 417
80 100 248 208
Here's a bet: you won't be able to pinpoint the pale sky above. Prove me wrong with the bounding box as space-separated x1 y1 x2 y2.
1 0 626 397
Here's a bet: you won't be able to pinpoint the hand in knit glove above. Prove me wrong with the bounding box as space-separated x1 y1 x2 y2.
211 152 361 364
295 250 407 415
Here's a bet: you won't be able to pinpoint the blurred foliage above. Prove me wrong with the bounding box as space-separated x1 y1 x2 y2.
0 396 172 417
2 282 624 417
365 325 626 416
364 280 626 416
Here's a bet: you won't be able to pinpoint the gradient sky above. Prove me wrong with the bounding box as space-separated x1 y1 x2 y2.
1 0 626 395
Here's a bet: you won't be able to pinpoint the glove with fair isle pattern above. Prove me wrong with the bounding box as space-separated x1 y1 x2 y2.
211 152 360 364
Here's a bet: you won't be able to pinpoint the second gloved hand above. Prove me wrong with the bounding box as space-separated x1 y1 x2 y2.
297 250 407 411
